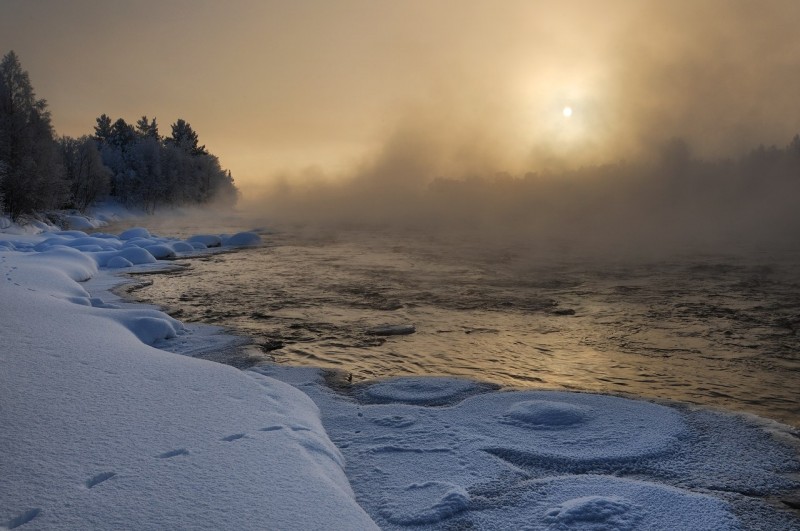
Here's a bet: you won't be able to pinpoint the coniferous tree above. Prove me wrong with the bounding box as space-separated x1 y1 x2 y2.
166 119 207 155
93 114 113 145
59 135 111 212
109 118 136 150
135 115 159 140
0 50 66 218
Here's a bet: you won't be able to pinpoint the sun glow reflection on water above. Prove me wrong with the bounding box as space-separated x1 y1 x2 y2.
129 229 800 428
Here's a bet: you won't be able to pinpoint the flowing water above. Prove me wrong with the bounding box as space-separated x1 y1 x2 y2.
127 227 800 427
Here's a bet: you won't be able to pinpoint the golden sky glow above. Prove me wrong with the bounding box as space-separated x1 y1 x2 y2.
2 0 800 190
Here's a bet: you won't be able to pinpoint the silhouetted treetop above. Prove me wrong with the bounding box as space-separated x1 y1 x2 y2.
135 115 159 140
0 50 66 218
166 118 207 155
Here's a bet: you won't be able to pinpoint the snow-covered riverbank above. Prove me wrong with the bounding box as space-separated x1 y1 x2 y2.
0 225 376 530
1 222 799 530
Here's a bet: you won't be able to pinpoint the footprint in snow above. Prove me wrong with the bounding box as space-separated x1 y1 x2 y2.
5 508 41 529
157 448 190 459
86 471 116 489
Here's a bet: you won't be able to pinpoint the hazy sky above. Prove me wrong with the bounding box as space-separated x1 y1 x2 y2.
1 0 799 190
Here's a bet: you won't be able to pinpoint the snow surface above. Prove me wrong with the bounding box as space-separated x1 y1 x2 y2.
258 368 800 530
1 219 799 530
0 226 376 530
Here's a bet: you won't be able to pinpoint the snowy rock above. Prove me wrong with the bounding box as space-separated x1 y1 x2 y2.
144 244 177 259
120 315 182 344
119 227 151 240
64 215 100 230
188 234 222 247
114 247 158 265
34 237 70 251
55 230 89 237
68 236 122 250
107 256 134 268
224 231 262 247
122 237 153 248
171 241 195 253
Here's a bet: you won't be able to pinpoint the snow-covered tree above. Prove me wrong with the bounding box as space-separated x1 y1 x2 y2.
0 50 66 218
93 114 113 145
59 135 111 212
166 119 207 155
135 115 159 140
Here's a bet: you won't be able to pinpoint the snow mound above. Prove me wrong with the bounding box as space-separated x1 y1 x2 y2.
112 247 157 265
144 244 176 259
126 315 182 344
171 241 195 253
544 494 637 528
188 234 222 247
504 399 592 428
224 231 262 247
358 377 494 405
380 481 470 525
107 256 133 268
33 247 98 282
0 231 378 530
372 414 418 428
471 475 738 531
64 215 102 230
461 391 685 462
68 236 122 250
119 227 151 240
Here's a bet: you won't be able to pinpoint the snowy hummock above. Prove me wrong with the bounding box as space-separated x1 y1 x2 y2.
2 222 799 530
260 369 800 530
0 227 373 530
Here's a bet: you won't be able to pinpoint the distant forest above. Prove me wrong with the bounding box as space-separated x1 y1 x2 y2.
0 50 238 220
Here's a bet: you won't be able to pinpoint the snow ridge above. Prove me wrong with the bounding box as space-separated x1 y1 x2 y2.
0 227 377 530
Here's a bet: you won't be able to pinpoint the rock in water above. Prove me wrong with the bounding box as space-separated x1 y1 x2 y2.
366 324 416 336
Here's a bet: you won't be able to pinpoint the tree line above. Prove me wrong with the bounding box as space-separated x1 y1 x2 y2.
0 50 237 220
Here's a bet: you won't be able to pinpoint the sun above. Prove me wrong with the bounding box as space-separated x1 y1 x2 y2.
562 106 573 118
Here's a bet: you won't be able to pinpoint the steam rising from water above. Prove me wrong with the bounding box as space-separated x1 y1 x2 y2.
238 1 800 254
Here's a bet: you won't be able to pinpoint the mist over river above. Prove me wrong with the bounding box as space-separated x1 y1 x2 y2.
127 226 800 428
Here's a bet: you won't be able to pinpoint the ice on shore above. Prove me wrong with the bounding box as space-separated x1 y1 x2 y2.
1 222 798 530
259 369 800 530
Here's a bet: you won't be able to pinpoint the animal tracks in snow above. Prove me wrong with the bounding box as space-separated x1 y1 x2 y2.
157 448 190 459
8 426 292 526
4 508 41 529
85 472 116 489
